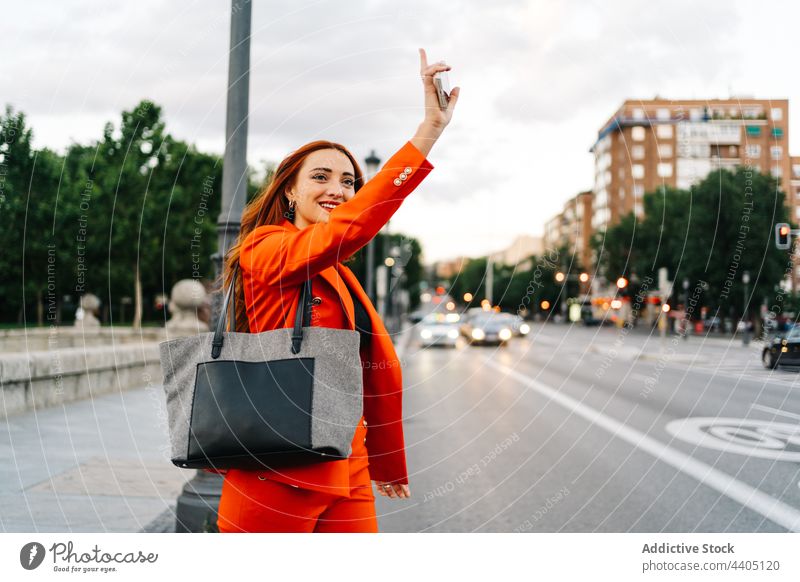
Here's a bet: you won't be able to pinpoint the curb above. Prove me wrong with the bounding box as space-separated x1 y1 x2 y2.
140 506 177 533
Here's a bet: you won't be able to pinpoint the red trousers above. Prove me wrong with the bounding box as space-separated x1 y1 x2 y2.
217 418 377 533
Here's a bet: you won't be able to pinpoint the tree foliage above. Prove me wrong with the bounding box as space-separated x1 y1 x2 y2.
0 101 425 325
593 168 792 318
0 101 223 324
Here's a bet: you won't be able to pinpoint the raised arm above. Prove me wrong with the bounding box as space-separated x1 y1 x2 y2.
239 141 433 287
410 48 460 158
240 48 460 289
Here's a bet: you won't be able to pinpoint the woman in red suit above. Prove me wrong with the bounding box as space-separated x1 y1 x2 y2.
215 48 459 533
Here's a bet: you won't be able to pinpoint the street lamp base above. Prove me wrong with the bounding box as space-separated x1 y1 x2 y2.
174 471 223 533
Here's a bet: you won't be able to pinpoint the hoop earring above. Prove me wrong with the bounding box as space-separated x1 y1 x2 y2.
283 199 295 221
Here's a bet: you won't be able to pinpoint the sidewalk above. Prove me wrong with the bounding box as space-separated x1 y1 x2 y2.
1 322 418 533
0 382 188 532
534 321 765 365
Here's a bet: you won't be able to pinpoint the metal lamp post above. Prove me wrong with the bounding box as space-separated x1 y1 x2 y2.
742 270 751 346
174 0 251 533
363 150 381 304
682 278 689 340
384 245 402 334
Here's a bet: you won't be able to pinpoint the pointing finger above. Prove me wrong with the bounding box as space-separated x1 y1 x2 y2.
419 47 428 72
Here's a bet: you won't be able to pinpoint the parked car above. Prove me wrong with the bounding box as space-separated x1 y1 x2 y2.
417 313 462 348
763 326 800 368
461 312 513 346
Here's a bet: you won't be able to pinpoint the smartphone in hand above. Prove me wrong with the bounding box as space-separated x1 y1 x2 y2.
433 70 451 110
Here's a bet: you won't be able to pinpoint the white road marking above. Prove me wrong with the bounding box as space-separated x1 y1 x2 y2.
666 417 800 461
484 358 800 532
750 403 800 422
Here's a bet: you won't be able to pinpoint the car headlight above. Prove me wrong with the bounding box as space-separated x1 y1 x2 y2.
519 323 530 334
448 329 459 339
499 328 512 341
472 329 485 340
421 329 432 339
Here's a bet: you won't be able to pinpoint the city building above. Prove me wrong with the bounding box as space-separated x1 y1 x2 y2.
591 98 792 230
792 156 800 217
590 97 795 287
434 257 469 280
489 235 543 268
543 191 593 272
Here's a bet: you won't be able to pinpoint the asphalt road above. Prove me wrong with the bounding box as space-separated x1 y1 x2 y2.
374 323 800 532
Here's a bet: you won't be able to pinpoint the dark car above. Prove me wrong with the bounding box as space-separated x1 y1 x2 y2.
461 312 514 346
763 326 800 368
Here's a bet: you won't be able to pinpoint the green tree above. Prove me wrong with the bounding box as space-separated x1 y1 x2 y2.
0 106 67 324
594 168 791 324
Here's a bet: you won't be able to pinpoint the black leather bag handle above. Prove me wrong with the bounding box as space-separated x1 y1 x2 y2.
211 264 313 359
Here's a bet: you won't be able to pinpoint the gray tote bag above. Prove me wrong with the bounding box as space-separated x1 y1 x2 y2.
159 265 363 470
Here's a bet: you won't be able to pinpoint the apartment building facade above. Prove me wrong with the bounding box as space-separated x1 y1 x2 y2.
543 191 593 272
591 98 791 231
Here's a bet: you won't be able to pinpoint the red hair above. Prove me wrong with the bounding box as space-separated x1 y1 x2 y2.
223 140 364 332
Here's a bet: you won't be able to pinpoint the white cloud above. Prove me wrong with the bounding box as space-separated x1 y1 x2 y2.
2 0 799 264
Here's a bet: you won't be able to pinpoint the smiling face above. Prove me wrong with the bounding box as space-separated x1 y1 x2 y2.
285 148 357 229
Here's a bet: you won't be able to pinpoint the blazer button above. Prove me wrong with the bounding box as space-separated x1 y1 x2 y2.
399 173 408 181
311 297 323 305
404 167 412 174
393 178 402 186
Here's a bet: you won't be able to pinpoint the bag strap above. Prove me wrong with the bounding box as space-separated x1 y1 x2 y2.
291 278 313 354
211 264 314 359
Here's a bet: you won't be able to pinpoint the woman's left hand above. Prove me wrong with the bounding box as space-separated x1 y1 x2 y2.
373 480 411 499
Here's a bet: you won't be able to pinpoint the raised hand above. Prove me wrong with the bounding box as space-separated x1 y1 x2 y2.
418 47 460 131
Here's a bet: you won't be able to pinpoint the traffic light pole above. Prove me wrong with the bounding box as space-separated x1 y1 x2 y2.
775 223 797 250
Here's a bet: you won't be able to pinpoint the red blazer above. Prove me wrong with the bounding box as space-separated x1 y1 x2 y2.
231 140 434 497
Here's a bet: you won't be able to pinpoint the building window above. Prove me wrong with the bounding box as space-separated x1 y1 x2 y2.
634 184 644 197
728 145 738 157
658 144 673 158
634 203 644 216
793 164 800 179
631 126 646 141
745 144 761 158
632 164 645 179
743 106 763 119
632 108 645 120
771 107 783 121
631 145 645 160
771 146 783 160
656 108 670 121
656 124 673 139
771 166 782 178
619 187 626 200
795 206 800 219
657 163 673 178
690 108 702 121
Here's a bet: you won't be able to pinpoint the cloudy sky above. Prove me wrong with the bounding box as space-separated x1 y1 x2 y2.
4 0 799 264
